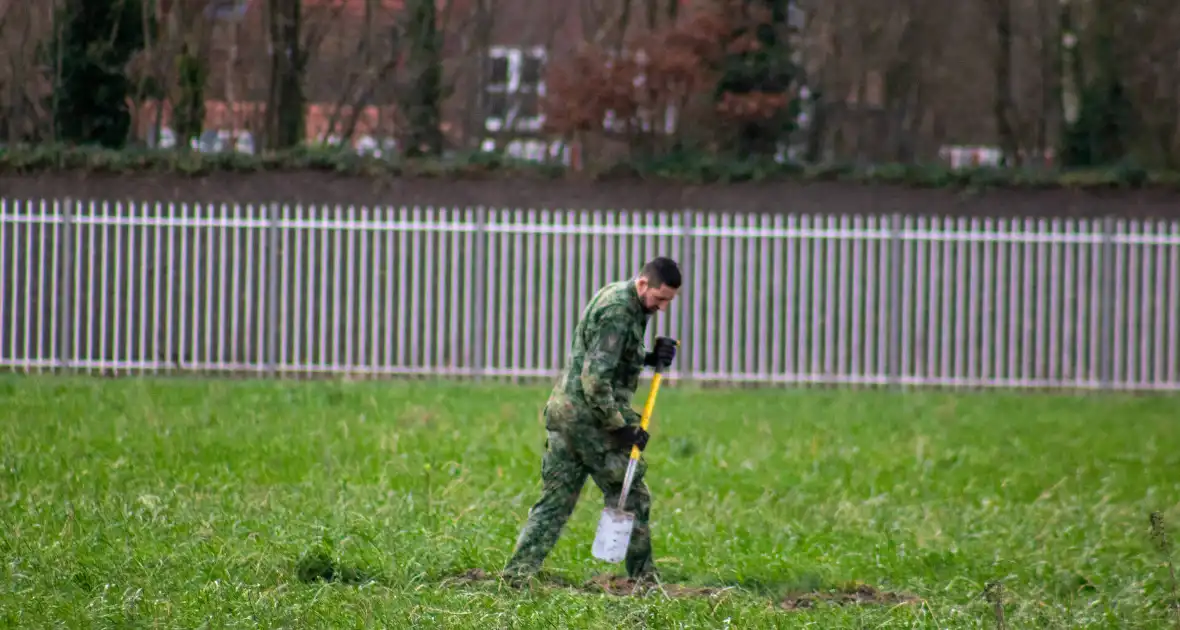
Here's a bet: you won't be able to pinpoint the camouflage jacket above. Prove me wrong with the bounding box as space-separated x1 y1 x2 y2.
544 279 652 432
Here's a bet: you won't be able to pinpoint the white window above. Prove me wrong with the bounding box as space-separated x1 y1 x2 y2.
483 46 546 133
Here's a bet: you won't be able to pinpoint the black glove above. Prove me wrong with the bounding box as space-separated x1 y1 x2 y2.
610 425 650 451
644 336 677 369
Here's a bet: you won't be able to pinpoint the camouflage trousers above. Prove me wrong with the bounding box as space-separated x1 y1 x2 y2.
503 426 655 580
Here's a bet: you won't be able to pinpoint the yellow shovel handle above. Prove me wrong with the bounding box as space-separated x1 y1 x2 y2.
630 340 678 460
630 372 663 460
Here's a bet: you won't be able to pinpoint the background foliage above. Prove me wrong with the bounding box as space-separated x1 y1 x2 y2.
1 0 1178 173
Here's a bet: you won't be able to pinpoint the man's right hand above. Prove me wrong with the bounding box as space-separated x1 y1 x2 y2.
609 425 650 451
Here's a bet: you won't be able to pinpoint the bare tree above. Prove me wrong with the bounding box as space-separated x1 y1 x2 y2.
1117 0 1180 166
309 0 397 149
0 1 58 143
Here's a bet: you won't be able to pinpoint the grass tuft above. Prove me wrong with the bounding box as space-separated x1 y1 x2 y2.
294 548 374 585
1150 511 1180 627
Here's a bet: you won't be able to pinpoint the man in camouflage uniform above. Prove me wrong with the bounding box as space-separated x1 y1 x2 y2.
502 257 682 584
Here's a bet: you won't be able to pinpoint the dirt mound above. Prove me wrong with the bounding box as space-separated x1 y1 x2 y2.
442 568 724 597
779 582 920 610
583 574 731 599
444 568 496 584
443 568 917 610
441 568 588 591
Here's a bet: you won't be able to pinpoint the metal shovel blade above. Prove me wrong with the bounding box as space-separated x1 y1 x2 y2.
589 356 675 564
591 507 635 563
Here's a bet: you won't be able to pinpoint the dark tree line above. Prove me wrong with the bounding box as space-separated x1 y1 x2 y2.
6 0 1178 169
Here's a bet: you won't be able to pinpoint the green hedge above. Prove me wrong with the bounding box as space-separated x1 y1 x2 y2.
3 143 1180 191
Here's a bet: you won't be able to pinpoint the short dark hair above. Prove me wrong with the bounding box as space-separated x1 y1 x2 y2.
640 256 682 289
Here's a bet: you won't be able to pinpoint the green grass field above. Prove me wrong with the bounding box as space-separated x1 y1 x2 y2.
2 376 1179 628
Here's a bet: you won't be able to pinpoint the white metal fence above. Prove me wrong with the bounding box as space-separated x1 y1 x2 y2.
2 197 1179 390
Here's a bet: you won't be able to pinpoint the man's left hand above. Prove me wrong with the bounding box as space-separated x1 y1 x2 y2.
644 336 677 368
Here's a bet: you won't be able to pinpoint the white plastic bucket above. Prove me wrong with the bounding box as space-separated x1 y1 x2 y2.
591 507 635 563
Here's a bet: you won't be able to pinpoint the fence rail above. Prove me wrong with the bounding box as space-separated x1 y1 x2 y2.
2 198 1179 391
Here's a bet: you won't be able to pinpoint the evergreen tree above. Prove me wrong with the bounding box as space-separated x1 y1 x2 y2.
53 0 146 148
1057 0 1134 167
174 42 209 152
712 0 801 157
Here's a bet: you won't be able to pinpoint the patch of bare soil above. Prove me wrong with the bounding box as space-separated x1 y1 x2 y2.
443 568 918 610
779 582 921 610
583 573 730 599
441 568 608 591
442 568 497 585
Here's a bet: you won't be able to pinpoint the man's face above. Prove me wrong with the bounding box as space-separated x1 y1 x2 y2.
636 277 679 313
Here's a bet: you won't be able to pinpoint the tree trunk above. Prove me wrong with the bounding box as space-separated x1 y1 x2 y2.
174 41 208 151
1037 0 1059 163
399 0 444 156
266 0 305 150
991 0 1018 165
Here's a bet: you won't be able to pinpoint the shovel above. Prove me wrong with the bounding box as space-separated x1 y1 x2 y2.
591 343 676 563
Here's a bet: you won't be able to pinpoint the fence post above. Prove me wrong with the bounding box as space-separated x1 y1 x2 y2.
57 197 75 373
679 208 694 385
472 206 487 380
1099 214 1114 389
888 212 903 388
266 202 280 377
